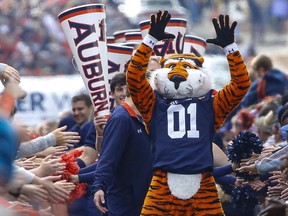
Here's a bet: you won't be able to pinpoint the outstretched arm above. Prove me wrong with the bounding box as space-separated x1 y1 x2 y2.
127 10 175 126
206 15 251 131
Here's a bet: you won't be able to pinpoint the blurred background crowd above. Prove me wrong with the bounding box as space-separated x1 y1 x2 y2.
0 0 287 76
1 0 288 216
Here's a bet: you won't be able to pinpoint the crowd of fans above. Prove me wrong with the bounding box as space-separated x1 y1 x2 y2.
1 0 288 216
0 0 134 76
0 0 287 76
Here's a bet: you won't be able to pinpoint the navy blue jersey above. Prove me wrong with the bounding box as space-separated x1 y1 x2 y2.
150 90 215 174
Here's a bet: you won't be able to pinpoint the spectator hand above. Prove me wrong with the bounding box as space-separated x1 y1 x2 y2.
20 184 48 203
206 15 237 48
68 175 79 184
39 146 68 157
0 64 20 84
54 180 75 193
262 145 281 154
234 178 244 187
267 185 284 198
17 194 31 203
15 156 38 170
148 10 175 41
232 163 240 171
51 126 80 147
269 171 286 184
38 155 66 176
94 190 108 214
258 198 285 216
249 179 267 191
4 79 26 99
8 200 33 210
39 175 71 204
281 188 288 201
237 163 258 174
279 155 288 170
94 114 107 136
240 153 260 165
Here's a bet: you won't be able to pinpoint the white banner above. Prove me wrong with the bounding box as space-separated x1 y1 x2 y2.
11 75 85 126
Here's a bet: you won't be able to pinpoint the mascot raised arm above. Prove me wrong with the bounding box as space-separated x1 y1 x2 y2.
127 11 251 215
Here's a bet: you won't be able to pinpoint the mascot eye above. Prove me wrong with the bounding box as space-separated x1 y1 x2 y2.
183 64 191 69
169 64 176 69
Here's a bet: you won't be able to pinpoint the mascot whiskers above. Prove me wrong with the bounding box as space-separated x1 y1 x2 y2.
127 10 251 215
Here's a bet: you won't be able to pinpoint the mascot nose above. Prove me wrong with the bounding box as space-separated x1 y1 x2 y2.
170 75 186 90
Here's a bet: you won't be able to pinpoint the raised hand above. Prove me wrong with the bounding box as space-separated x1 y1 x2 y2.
240 153 260 165
267 185 283 198
38 155 66 176
20 184 49 203
17 194 31 203
148 10 175 41
206 15 237 48
34 175 71 203
15 156 38 170
268 171 286 184
281 186 288 200
261 145 281 154
0 64 20 84
54 180 75 193
237 163 258 174
39 146 68 157
249 179 267 191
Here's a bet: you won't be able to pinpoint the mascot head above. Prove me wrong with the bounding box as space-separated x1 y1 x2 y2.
150 54 212 99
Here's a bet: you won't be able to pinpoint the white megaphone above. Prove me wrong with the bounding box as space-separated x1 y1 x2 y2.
58 4 110 116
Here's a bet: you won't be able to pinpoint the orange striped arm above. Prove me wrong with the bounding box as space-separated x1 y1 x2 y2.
127 43 156 125
213 51 251 131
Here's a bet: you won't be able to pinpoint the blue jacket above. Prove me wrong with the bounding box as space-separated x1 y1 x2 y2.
241 69 288 108
92 102 153 216
0 118 18 183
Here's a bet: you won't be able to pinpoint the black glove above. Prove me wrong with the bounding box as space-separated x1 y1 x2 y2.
148 10 175 41
206 15 237 48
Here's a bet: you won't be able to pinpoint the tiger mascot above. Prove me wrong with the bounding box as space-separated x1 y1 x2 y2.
127 11 251 216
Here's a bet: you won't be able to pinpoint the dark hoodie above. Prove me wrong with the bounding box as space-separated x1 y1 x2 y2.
241 69 288 108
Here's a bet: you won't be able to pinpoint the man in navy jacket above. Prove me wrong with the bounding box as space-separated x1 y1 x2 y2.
92 93 153 215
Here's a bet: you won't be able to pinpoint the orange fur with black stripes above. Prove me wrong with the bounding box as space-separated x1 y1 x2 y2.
127 43 251 215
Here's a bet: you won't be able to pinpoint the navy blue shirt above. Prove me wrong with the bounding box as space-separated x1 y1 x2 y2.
92 102 153 216
83 121 96 150
58 114 77 131
68 121 91 149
